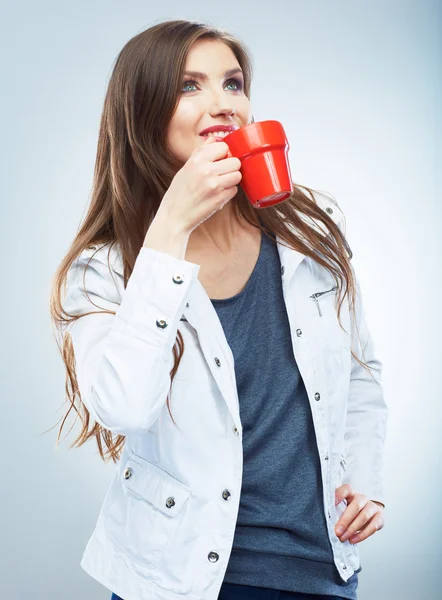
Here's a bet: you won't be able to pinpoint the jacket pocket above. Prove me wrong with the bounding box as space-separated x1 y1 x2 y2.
340 454 347 472
334 456 349 527
310 285 338 318
104 451 192 570
309 285 351 352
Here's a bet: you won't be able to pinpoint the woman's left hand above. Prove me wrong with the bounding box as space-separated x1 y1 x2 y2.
334 484 385 544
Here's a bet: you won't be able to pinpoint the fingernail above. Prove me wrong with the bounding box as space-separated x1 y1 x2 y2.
349 536 358 544
335 526 344 536
341 531 350 541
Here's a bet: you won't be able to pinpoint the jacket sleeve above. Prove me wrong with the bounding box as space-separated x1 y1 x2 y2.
61 246 200 437
342 265 388 507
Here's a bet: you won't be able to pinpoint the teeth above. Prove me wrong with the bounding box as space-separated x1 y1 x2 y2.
202 131 229 138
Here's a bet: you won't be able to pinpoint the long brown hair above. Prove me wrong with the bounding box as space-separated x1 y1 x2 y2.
49 19 375 464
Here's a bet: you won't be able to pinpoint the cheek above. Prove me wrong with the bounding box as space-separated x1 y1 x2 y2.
236 98 252 127
166 108 204 161
170 101 201 133
169 105 201 143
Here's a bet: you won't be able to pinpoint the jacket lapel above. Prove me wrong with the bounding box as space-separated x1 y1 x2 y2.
106 194 345 423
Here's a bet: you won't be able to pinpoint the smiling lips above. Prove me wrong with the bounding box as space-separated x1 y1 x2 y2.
200 131 231 140
199 124 240 139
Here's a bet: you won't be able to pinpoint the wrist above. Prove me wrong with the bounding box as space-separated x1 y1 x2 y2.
143 209 189 260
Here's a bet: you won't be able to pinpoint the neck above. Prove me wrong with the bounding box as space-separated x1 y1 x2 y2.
188 202 254 254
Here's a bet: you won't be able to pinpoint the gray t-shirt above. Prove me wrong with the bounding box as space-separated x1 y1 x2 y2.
211 230 360 598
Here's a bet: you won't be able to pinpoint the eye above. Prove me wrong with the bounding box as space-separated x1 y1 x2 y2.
226 77 243 91
181 80 198 93
181 77 243 93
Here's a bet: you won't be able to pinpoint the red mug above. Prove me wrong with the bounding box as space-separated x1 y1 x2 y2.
224 120 293 208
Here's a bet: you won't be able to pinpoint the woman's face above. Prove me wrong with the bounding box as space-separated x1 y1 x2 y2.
167 38 252 163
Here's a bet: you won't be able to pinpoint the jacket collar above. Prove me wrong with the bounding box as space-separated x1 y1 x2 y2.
276 192 345 283
109 193 345 282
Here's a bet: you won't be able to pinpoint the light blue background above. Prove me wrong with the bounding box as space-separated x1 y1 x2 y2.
2 1 440 598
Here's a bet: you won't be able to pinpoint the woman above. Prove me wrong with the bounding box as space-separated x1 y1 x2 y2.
50 19 387 600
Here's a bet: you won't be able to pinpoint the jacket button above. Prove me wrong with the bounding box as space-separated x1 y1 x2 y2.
233 426 240 436
186 302 189 308
208 551 219 562
222 489 231 500
296 329 302 337
315 392 320 401
156 318 169 329
326 207 334 214
281 265 285 275
324 455 329 460
165 496 176 508
123 467 133 479
342 564 347 570
173 273 185 284
214 357 221 367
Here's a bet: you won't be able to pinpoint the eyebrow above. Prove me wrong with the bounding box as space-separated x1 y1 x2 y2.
182 68 243 80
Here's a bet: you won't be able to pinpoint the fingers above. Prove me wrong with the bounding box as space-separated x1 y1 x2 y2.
202 135 218 144
217 170 242 191
334 488 360 538
211 156 242 176
198 137 238 172
335 482 356 507
345 513 384 544
336 500 378 542
334 488 385 544
200 139 232 161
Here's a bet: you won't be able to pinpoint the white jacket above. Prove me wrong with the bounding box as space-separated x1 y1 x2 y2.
62 194 387 600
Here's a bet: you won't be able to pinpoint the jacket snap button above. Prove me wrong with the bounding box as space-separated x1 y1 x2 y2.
165 496 176 508
214 357 221 367
222 489 231 500
296 329 302 337
324 455 329 460
186 302 189 308
342 564 347 570
315 392 320 401
172 273 185 284
156 318 169 329
281 265 285 275
123 467 132 479
326 207 334 214
208 551 219 562
233 426 239 436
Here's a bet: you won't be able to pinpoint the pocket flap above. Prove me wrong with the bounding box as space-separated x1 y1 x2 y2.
121 452 192 516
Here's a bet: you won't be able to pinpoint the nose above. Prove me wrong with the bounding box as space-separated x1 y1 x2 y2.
208 89 237 119
209 104 236 118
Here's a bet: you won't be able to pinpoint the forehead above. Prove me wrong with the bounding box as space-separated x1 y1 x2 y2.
185 39 239 71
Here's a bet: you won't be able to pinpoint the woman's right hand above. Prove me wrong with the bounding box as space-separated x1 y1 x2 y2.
159 136 243 235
